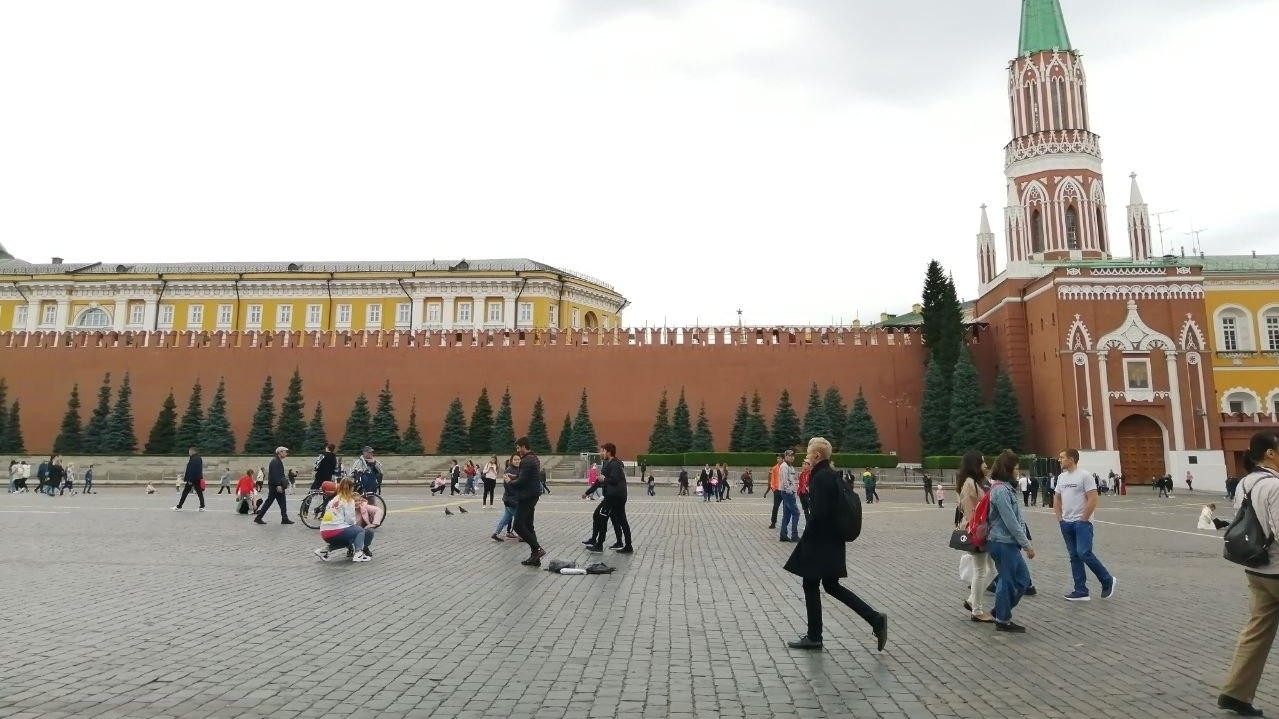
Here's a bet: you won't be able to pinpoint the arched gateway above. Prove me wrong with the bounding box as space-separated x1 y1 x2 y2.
1117 414 1165 485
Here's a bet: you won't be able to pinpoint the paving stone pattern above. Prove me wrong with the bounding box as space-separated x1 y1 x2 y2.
0 486 1269 718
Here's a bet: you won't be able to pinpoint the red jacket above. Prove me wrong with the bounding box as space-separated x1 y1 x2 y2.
797 467 812 496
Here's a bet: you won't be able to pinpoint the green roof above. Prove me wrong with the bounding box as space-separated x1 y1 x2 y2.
1019 0 1072 55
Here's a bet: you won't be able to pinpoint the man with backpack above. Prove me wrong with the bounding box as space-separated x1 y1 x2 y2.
783 437 887 653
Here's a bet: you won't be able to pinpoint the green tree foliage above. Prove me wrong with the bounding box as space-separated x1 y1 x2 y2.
303 401 328 454
101 372 137 453
82 373 113 453
843 386 882 453
0 379 7 448
555 413 572 454
173 381 204 453
990 367 1026 454
920 358 951 456
691 402 714 452
53 383 84 454
670 389 693 453
400 399 425 455
490 388 516 455
526 396 553 454
770 389 802 453
647 391 675 454
144 391 178 455
436 398 469 455
743 391 771 452
467 388 494 454
199 379 236 454
0 401 24 453
568 389 598 453
368 381 402 453
728 394 750 452
921 259 965 373
275 369 307 455
801 382 832 442
948 344 990 455
822 386 847 451
243 376 277 454
340 393 373 454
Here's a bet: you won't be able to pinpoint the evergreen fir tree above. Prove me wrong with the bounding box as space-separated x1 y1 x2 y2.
303 402 327 453
801 382 832 442
400 399 425 454
144 390 179 455
843 386 882 453
921 260 965 374
690 402 714 452
82 373 113 453
53 383 85 454
555 413 573 454
568 389 598 453
670 389 693 453
243 376 277 454
647 391 675 454
101 372 137 453
948 344 989 455
467 388 494 454
0 379 7 449
919 358 951 457
770 389 802 453
526 396 553 454
728 394 750 452
743 391 771 452
990 367 1026 454
436 398 469 455
1 401 24 454
368 381 402 453
199 379 236 454
173 381 204 453
822 386 847 451
340 393 373 453
490 388 516 455
275 369 307 455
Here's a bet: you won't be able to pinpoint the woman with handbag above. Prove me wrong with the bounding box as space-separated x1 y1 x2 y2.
985 450 1036 633
955 451 994 623
1218 430 1279 717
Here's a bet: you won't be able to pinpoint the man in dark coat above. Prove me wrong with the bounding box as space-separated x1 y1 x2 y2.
582 442 633 552
784 437 887 652
512 437 546 566
254 446 295 525
174 446 206 511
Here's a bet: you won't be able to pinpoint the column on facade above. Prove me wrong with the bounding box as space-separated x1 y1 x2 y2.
113 298 128 331
55 299 71 331
471 296 483 328
441 296 455 331
1165 351 1184 451
503 296 517 330
24 298 39 332
1096 352 1114 451
409 294 426 331
143 299 158 331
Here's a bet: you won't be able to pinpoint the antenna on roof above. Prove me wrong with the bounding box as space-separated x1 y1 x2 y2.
1151 209 1177 256
1184 226 1206 256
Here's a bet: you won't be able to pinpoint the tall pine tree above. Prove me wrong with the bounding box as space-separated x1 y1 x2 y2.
822 386 847 451
82 373 113 453
728 394 750 452
691 402 714 452
948 344 989 455
53 383 84 454
647 391 675 454
670 389 693 453
436 398 468 455
770 389 801 453
921 260 964 374
276 369 307 455
801 382 832 442
400 399 425 454
173 381 204 453
568 389 598 453
303 402 328 453
144 390 179 454
555 413 573 454
101 372 137 453
243 376 277 454
490 388 516 454
743 391 771 451
843 386 882 453
990 367 1026 454
368 381 402 453
340 393 373 453
199 379 236 454
526 396 553 454
0 379 7 448
467 388 494 454
1 401 24 453
919 358 951 456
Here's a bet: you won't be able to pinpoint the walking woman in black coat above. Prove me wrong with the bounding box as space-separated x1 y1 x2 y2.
784 437 887 652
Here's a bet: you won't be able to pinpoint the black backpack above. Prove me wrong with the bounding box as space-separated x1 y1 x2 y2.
1224 472 1278 568
833 475 863 542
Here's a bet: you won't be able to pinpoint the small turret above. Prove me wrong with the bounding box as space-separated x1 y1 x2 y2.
1127 172 1152 261
977 204 997 285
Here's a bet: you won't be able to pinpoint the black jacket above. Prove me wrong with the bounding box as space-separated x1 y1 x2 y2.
783 460 847 579
586 458 627 500
183 454 203 483
511 452 542 502
314 451 337 481
268 456 287 487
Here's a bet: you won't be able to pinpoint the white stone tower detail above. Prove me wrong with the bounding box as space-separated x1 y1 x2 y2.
1127 172 1152 261
977 204 997 286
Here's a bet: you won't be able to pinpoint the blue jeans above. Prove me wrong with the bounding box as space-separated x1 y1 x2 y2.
494 504 516 534
1059 520 1112 594
325 525 374 553
987 541 1030 624
780 493 799 539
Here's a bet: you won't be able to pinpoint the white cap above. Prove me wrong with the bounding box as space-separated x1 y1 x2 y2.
275 446 289 454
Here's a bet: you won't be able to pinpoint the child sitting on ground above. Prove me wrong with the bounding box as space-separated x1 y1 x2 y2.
1198 503 1230 531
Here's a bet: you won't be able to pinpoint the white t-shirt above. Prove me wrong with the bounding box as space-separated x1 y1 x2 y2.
1055 468 1096 522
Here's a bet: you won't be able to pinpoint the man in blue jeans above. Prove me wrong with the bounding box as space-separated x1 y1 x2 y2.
1055 448 1116 601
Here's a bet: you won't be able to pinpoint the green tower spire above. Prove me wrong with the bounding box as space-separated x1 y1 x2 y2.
1019 0 1072 55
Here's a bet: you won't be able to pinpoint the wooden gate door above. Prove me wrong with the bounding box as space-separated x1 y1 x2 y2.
1117 414 1165 485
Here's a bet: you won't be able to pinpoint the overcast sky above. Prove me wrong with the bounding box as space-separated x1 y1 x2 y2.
1 1 1273 326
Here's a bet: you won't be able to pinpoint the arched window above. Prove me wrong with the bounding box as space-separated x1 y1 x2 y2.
1225 390 1260 416
1095 206 1106 252
1030 209 1045 253
1065 205 1080 249
1261 306 1279 351
1215 306 1254 352
75 307 111 328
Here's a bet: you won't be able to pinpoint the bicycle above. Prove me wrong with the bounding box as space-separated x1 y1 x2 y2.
299 475 387 529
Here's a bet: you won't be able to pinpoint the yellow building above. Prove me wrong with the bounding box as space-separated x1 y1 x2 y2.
0 248 627 334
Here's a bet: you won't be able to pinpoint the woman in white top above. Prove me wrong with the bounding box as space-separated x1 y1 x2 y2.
482 456 499 507
315 478 373 562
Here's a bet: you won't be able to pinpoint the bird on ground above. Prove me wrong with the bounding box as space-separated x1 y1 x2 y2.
458 506 468 514
444 508 453 516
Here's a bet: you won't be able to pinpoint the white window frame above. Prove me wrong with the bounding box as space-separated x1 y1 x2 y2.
157 304 175 328
366 304 382 328
487 301 502 323
1225 391 1259 416
41 303 57 326
187 305 204 327
306 304 322 328
246 304 263 328
396 302 412 327
129 303 145 326
457 301 472 323
1123 357 1153 402
336 304 352 327
1215 306 1254 352
518 302 533 325
1222 316 1239 352
1272 396 1279 419
276 304 293 328
76 307 111 328
426 302 442 323
1263 310 1279 352
549 305 559 328
216 304 233 328
571 308 580 329
13 305 27 330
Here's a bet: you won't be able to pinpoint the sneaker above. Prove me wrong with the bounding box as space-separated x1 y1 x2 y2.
281 518 295 525
352 553 371 563
1064 591 1091 602
615 547 633 554
1023 586 1037 596
872 613 888 652
1101 577 1117 599
198 508 205 512
995 621 1026 633
1217 694 1264 716
172 506 181 510
787 634 823 650
313 548 330 562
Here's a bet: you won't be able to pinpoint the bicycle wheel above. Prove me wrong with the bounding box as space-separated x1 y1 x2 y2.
299 491 326 529
364 492 387 525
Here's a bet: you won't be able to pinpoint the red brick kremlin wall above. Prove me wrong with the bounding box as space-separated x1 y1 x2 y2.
0 327 928 460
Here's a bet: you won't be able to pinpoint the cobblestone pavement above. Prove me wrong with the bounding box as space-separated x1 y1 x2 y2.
0 485 1269 718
